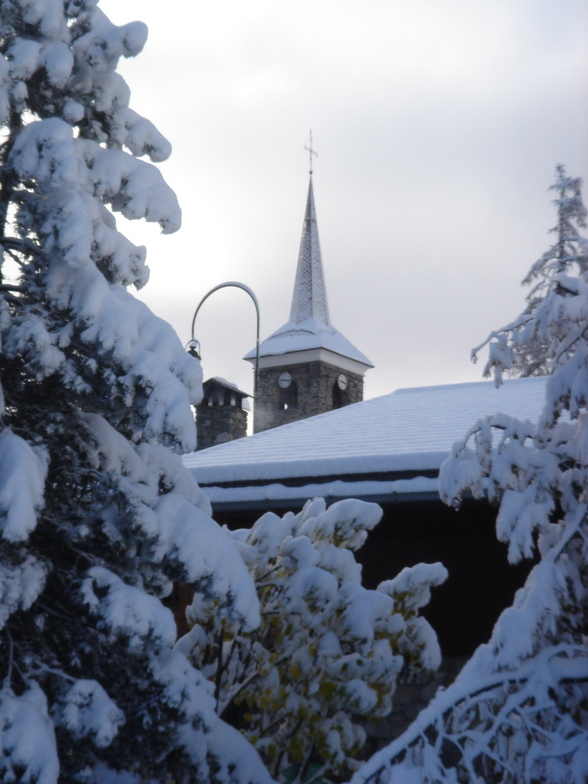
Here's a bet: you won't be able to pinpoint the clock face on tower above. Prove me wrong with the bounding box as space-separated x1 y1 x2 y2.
278 372 292 389
337 374 348 390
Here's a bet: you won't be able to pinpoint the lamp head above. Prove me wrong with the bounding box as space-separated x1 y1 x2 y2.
186 339 201 360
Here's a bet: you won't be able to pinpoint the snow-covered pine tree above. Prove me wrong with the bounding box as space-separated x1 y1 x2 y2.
350 170 588 784
480 165 588 379
0 2 270 782
178 498 447 784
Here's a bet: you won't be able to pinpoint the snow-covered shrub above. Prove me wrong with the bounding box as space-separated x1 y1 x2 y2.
0 2 270 782
351 170 588 784
177 498 447 783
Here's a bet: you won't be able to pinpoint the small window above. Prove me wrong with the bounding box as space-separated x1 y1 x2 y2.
332 382 344 409
279 381 298 410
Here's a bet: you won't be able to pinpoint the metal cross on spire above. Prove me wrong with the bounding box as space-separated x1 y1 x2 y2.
304 130 318 175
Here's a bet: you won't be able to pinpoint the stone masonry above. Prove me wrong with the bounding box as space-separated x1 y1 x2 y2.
196 405 248 450
361 656 468 759
254 360 364 433
195 377 249 450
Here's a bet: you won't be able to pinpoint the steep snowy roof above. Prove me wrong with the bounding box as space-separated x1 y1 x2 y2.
244 177 373 368
184 376 547 506
248 316 374 366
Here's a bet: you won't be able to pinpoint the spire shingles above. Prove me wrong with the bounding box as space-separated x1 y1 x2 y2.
289 177 331 326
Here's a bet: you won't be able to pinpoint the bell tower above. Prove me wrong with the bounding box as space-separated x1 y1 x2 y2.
245 171 373 434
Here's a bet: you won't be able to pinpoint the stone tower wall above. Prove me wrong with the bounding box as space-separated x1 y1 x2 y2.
254 360 363 433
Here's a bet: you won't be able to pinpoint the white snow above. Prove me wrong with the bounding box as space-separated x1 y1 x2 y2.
245 315 374 366
151 494 261 629
0 684 59 784
39 42 73 87
56 680 125 748
201 476 439 507
0 429 48 542
6 38 42 80
81 567 178 650
181 718 275 784
0 556 47 629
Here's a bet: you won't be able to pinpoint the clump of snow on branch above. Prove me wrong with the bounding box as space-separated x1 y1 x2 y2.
0 1 268 782
178 498 446 784
0 428 48 541
352 168 588 784
0 684 59 784
55 680 125 749
0 555 47 629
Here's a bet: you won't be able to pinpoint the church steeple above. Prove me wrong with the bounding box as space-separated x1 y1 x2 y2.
244 166 373 434
289 176 331 327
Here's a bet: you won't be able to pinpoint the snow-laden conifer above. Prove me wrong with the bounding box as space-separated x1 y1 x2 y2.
178 498 447 784
0 2 269 782
480 165 588 379
351 171 588 784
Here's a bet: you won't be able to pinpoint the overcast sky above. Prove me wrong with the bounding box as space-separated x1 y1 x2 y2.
102 0 588 402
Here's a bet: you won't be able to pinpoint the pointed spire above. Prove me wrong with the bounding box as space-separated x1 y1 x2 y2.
289 176 331 326
244 164 373 371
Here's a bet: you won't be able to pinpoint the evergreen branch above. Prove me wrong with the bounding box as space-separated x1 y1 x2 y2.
0 236 44 258
552 323 588 366
29 660 77 684
3 633 15 688
471 314 533 364
355 644 588 784
214 624 225 711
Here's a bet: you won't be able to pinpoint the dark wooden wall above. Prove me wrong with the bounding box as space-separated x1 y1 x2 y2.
357 500 532 656
213 497 534 658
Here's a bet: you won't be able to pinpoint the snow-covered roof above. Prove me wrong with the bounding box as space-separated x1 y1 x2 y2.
204 377 250 397
184 376 547 508
244 177 373 369
248 317 374 367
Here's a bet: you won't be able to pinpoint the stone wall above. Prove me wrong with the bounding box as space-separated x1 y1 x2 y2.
361 656 468 757
254 361 364 433
196 405 248 450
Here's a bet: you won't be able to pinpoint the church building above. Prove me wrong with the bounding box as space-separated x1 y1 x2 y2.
244 173 373 433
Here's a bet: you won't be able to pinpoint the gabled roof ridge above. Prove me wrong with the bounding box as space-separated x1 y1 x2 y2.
393 375 547 396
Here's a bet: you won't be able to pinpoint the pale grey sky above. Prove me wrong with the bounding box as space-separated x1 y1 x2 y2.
102 0 588 402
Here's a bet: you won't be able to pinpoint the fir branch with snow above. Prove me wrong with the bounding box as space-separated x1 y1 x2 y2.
351 168 588 784
0 2 270 782
178 498 447 784
474 165 588 380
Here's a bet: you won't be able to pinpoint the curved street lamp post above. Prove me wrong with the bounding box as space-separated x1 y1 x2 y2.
187 281 260 410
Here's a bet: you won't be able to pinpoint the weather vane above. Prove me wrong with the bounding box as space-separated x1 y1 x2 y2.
304 130 318 175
